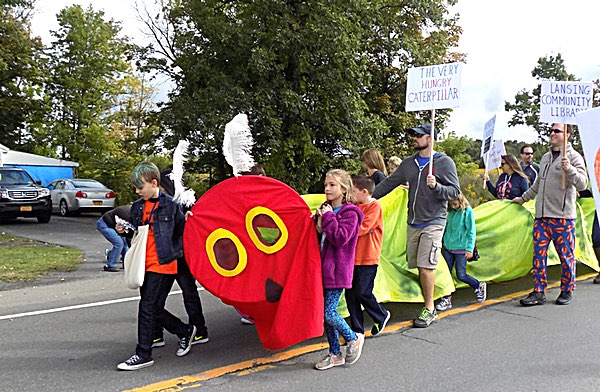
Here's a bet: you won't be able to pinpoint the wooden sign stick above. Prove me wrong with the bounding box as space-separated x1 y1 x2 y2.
429 108 436 176
562 123 569 190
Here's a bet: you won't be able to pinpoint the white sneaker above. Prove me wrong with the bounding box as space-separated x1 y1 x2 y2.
475 282 487 303
436 296 452 311
345 333 365 365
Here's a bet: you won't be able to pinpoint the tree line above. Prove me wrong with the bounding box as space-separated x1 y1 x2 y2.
1 1 596 203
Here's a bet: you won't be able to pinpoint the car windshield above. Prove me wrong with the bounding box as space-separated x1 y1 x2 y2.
71 180 105 189
0 170 35 185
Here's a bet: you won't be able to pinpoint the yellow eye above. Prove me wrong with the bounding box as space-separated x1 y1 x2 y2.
245 206 288 254
205 228 247 277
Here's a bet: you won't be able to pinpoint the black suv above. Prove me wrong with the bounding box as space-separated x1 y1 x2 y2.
0 167 52 223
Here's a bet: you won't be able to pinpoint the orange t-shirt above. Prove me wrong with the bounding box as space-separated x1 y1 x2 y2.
142 199 177 274
354 199 383 266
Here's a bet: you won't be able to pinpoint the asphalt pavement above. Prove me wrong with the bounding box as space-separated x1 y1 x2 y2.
1 215 600 392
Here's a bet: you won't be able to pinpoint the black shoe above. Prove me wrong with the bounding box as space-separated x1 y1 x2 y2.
117 354 154 371
151 337 165 348
594 273 600 284
520 291 546 306
176 325 197 357
103 265 120 272
555 291 572 305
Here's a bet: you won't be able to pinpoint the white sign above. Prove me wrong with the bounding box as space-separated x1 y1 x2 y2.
480 115 496 157
540 81 593 125
405 62 463 111
575 107 600 216
485 140 506 170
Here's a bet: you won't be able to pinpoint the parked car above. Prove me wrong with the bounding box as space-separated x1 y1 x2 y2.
47 178 116 216
0 167 52 223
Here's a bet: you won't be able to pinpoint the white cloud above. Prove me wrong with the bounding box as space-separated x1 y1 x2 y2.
447 0 600 143
31 1 148 44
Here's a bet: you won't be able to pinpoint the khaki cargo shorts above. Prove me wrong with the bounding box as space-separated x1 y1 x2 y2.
406 224 444 269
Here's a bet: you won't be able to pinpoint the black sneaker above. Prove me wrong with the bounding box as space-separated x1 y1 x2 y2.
117 354 154 371
151 337 165 348
176 325 197 357
103 265 119 272
520 291 546 306
371 310 391 336
191 331 209 346
555 291 572 305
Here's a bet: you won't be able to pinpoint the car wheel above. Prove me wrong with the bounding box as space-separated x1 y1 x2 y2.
37 214 51 223
59 199 69 216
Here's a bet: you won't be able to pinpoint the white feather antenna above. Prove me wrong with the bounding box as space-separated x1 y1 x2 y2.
169 140 196 207
223 113 255 176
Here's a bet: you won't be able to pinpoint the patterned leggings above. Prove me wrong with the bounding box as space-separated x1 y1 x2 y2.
324 289 357 356
532 218 576 293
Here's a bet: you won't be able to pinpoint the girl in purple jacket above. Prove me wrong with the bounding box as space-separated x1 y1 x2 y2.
314 169 365 371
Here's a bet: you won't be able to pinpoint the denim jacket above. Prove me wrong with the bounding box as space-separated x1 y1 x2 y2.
129 193 185 265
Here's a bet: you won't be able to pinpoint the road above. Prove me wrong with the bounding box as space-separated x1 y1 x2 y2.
1 216 600 391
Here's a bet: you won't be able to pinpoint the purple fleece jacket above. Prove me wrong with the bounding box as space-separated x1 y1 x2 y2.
320 203 364 289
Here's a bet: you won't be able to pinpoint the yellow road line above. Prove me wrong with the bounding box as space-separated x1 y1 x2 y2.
126 272 596 392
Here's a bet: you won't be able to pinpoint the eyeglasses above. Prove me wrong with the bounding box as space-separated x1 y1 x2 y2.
521 152 533 155
551 129 564 134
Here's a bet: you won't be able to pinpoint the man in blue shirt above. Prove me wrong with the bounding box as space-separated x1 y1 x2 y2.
519 145 540 185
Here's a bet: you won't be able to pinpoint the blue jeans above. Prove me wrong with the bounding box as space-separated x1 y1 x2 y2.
324 289 357 356
96 218 128 268
442 249 479 290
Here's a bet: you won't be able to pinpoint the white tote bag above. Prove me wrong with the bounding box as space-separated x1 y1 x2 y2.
124 224 149 289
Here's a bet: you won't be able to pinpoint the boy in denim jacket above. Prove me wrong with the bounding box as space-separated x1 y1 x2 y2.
116 162 195 371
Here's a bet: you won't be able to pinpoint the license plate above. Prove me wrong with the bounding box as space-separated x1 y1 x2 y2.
93 201 103 206
20 206 32 212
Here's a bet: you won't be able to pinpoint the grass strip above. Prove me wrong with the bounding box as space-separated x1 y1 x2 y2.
0 232 83 282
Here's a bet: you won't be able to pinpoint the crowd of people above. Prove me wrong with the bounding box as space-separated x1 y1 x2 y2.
96 120 599 372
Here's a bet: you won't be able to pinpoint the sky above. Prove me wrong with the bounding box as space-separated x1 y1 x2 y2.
30 0 600 144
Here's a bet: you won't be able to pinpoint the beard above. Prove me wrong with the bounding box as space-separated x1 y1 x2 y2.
413 143 427 151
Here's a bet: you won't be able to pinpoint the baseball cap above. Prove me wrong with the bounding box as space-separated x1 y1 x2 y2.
408 123 438 139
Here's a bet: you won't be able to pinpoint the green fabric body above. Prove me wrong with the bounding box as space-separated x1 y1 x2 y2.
301 188 598 308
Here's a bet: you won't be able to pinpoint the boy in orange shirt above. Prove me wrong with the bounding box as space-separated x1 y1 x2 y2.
346 175 391 336
116 162 196 371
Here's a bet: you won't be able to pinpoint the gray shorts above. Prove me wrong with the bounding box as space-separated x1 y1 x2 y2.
406 224 444 269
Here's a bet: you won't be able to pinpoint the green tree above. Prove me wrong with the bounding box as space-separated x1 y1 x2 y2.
0 0 44 149
43 5 132 166
143 0 462 193
363 0 464 161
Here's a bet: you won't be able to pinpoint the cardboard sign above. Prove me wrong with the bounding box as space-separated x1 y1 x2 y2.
540 81 593 125
405 63 462 111
485 139 506 170
575 107 600 216
480 115 496 157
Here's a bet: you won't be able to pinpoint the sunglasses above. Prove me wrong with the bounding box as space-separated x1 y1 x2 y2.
410 133 426 139
521 152 533 155
501 162 508 166
551 128 564 134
